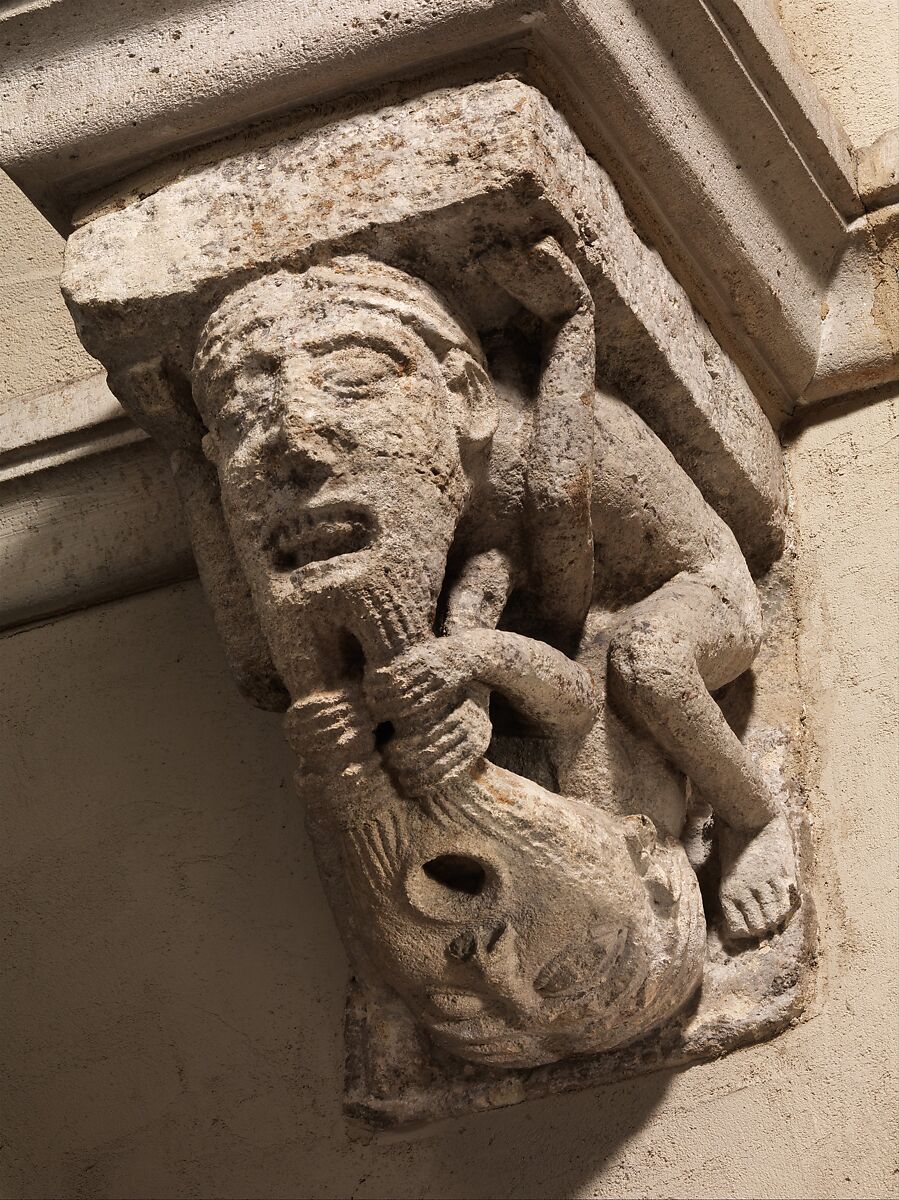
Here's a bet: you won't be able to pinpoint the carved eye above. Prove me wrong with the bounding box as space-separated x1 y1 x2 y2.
533 945 591 998
249 352 280 376
404 849 504 922
423 855 487 896
534 927 626 998
311 345 409 397
234 352 280 392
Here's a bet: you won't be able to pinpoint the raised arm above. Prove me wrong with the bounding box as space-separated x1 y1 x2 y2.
365 627 597 740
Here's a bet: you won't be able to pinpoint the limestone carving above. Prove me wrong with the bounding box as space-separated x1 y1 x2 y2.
180 246 798 1069
61 79 812 1122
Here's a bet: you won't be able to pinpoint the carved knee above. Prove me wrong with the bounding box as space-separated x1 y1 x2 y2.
608 623 694 714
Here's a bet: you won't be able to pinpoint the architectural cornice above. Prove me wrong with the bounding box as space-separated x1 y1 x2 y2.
1 0 895 416
0 0 860 219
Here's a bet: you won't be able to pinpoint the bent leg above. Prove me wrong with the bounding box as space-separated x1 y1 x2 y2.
607 571 799 941
607 570 775 832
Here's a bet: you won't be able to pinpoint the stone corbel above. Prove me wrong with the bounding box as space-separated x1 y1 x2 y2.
59 79 815 1129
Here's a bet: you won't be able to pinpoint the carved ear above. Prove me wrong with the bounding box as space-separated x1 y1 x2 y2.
624 814 682 908
108 358 290 712
442 348 498 449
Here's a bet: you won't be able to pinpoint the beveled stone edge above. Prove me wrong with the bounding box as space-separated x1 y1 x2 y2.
0 0 858 222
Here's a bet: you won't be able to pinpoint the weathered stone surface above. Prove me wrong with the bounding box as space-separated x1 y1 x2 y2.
63 79 786 572
59 81 813 1128
5 0 874 418
344 552 815 1128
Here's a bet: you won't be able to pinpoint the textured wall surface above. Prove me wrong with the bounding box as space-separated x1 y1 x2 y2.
777 0 899 146
1 389 896 1199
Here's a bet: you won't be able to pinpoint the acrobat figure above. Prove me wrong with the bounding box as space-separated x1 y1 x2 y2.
362 239 799 943
191 248 799 1066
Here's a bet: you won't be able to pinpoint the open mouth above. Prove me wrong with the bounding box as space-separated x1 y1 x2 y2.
266 503 375 572
429 1016 540 1066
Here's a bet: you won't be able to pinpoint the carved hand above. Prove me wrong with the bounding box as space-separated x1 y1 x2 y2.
364 637 491 793
366 628 597 742
365 639 476 732
718 811 800 940
283 687 375 772
385 696 494 795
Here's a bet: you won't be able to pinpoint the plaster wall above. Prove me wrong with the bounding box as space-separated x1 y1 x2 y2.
1 389 896 1199
777 0 899 146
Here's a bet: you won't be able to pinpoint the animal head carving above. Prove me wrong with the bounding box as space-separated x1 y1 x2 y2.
341 761 705 1068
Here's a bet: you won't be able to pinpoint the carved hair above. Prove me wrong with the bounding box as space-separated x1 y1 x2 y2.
192 256 491 407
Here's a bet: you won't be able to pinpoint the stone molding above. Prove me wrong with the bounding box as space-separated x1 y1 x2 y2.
0 372 193 630
1 0 896 631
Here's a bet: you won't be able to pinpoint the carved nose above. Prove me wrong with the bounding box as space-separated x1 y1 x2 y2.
283 444 333 493
447 921 541 1023
447 919 506 963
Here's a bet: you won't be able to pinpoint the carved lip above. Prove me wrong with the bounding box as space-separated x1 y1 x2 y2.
427 989 490 1020
268 501 375 572
429 1015 536 1063
427 995 528 1046
431 1014 513 1042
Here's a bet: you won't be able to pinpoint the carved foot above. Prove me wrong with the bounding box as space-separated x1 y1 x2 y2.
718 812 800 941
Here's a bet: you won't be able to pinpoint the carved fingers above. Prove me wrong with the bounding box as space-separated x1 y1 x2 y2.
350 565 431 665
480 235 593 325
365 639 472 731
284 688 374 770
385 697 493 794
718 812 800 941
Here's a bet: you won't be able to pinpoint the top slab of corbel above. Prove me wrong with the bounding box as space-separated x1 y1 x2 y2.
1 0 896 417
61 77 786 571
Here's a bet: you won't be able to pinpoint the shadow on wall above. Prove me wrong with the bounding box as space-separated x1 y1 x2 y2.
408 1073 671 1200
1 580 673 1200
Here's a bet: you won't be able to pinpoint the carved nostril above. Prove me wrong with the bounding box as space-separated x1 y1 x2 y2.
283 447 332 492
483 919 508 954
447 931 478 962
423 854 486 896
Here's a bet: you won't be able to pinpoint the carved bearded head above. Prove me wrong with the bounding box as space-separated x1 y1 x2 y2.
191 258 497 694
